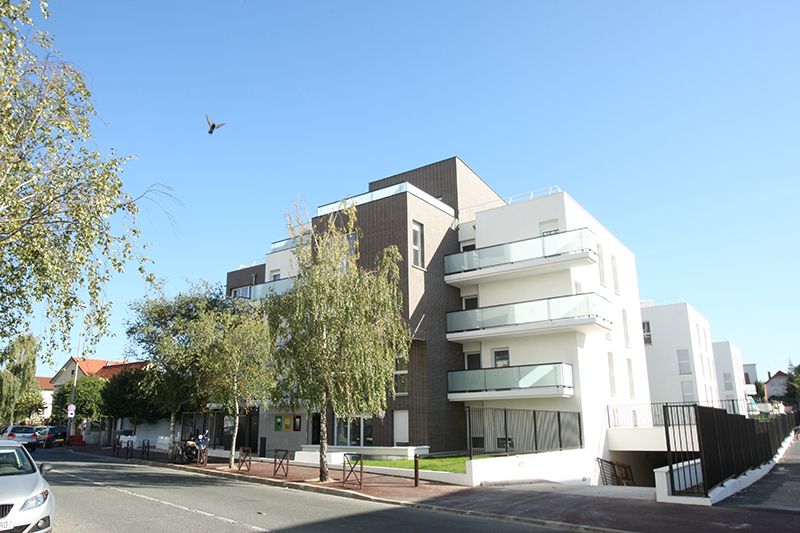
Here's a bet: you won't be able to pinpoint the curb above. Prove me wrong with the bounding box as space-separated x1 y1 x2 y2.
65 449 632 533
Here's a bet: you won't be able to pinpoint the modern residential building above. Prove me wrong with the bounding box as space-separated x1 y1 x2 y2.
743 363 758 385
225 157 654 482
640 301 719 406
713 341 747 413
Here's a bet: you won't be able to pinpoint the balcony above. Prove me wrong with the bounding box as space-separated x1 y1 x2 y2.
250 277 295 299
448 362 574 401
447 292 612 342
444 228 597 287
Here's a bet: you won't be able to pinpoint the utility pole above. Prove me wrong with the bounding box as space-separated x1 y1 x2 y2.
66 331 84 439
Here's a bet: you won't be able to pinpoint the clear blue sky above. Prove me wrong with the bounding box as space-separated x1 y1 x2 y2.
34 1 799 380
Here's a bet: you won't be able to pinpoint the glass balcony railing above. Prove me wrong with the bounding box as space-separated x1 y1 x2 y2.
448 362 574 394
249 277 295 300
444 228 596 275
447 293 612 333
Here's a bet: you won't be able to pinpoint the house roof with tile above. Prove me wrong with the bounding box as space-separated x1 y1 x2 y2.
36 376 54 391
95 361 147 380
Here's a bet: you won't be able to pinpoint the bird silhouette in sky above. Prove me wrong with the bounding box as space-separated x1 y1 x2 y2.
206 114 225 134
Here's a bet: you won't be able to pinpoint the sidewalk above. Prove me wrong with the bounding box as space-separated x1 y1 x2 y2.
73 444 800 533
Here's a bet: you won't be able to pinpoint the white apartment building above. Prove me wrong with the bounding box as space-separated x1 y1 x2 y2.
713 341 747 413
445 190 651 480
640 301 720 406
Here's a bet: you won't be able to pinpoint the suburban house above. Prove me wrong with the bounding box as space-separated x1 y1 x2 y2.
639 301 720 406
49 357 128 390
225 157 653 482
765 371 789 401
713 341 747 414
35 376 54 421
743 363 758 385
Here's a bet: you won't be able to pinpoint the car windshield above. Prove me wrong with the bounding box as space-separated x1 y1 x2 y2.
0 447 35 476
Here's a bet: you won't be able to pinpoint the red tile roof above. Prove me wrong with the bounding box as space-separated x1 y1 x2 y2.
36 376 54 391
96 361 147 380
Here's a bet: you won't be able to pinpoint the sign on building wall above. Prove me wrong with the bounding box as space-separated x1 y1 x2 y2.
274 416 282 431
293 415 301 432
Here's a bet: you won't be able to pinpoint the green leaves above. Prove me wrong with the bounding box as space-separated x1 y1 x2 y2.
0 333 41 424
51 374 105 423
0 1 151 359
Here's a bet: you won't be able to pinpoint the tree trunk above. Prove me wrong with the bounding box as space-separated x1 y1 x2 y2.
319 394 329 482
167 411 176 462
229 400 240 469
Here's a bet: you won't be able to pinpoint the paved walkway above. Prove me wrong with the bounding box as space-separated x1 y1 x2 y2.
72 443 800 532
721 433 800 514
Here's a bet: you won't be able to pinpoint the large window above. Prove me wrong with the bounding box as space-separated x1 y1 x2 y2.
642 321 652 345
611 256 620 295
677 349 692 375
723 372 734 391
231 286 251 299
462 296 478 310
466 352 481 370
394 355 408 395
622 309 630 347
598 244 606 286
681 381 695 402
270 270 280 281
412 221 424 268
334 416 374 447
627 358 635 399
493 349 510 368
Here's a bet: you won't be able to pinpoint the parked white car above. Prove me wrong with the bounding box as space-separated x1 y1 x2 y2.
0 440 54 532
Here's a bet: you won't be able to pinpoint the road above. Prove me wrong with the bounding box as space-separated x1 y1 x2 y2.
35 448 559 532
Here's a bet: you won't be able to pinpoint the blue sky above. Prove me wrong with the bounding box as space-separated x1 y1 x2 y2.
33 1 799 380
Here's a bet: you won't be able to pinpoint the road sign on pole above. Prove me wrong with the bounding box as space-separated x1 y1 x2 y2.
67 404 76 418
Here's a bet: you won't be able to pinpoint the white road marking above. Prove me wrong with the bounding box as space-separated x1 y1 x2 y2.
53 468 269 532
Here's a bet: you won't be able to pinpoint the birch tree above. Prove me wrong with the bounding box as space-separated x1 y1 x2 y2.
275 206 410 481
0 1 156 357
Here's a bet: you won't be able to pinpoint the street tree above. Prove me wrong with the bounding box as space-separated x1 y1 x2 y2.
189 297 275 468
275 207 411 481
52 374 105 424
126 287 223 461
0 334 41 424
101 366 165 434
0 1 157 358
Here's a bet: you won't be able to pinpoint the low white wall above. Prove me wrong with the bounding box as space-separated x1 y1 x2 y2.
468 449 593 486
298 445 429 459
607 427 666 452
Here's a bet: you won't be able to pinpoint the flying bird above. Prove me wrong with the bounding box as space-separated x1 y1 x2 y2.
206 114 225 134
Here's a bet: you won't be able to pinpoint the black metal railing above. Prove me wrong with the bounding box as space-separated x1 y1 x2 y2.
466 406 582 459
664 404 799 497
607 399 745 428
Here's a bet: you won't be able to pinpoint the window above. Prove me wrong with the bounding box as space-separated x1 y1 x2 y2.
462 296 478 310
394 355 408 395
598 244 606 286
677 349 692 375
627 358 635 399
269 270 280 281
642 321 652 345
231 286 251 299
334 416 375 446
461 242 476 252
611 256 620 295
394 410 409 446
681 381 695 402
622 309 630 347
539 219 559 236
723 372 734 391
608 352 616 396
412 221 424 268
493 349 510 368
466 352 481 370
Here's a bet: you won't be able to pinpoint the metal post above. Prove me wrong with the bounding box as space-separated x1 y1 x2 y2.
504 409 509 455
66 331 85 442
557 411 563 450
466 406 472 460
414 454 419 487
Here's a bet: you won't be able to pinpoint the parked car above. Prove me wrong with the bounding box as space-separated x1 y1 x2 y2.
41 426 67 448
0 440 54 532
0 425 39 452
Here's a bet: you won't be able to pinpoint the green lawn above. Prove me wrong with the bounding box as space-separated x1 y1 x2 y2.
362 456 472 474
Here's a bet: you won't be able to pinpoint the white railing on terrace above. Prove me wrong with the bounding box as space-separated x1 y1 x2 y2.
457 185 562 221
317 182 454 217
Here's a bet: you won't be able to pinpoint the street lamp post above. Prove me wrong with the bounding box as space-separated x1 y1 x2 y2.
66 330 84 441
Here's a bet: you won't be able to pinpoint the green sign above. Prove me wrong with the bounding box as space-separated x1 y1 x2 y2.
274 415 282 432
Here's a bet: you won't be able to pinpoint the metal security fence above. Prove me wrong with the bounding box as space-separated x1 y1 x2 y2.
664 404 800 497
466 406 582 458
608 399 743 428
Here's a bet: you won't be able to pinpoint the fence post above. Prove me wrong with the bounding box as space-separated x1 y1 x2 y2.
466 406 473 460
557 411 563 450
504 409 509 456
414 454 419 487
533 410 538 452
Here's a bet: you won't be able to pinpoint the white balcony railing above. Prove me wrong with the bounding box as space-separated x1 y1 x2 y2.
448 362 573 394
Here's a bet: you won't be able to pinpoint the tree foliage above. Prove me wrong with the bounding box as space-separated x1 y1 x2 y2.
0 1 154 358
275 206 411 481
126 286 224 460
187 296 275 468
51 374 105 423
0 333 41 424
101 366 165 430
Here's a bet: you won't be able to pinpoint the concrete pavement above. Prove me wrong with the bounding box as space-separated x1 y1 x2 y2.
40 448 562 532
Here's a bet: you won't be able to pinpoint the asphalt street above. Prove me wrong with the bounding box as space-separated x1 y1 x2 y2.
34 447 561 532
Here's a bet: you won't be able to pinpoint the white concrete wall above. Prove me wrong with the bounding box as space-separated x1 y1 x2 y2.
468 449 594 485
40 390 53 420
265 247 298 279
258 407 311 453
641 302 719 405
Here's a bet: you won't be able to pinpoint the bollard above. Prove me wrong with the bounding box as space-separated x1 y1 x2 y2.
414 454 419 487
